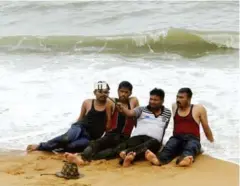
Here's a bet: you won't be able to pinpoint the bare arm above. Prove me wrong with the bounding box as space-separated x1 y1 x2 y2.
105 101 113 131
199 105 214 142
117 103 137 117
77 100 87 121
130 97 140 108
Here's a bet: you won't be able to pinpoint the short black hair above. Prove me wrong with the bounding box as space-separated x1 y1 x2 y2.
118 81 133 91
178 87 192 98
150 88 165 100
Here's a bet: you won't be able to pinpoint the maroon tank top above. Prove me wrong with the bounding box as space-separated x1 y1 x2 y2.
108 99 136 136
173 105 200 139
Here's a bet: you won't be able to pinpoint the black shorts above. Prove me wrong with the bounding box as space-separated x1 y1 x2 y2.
81 133 128 161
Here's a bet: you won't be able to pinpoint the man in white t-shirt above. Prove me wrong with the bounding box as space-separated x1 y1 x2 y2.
115 88 171 167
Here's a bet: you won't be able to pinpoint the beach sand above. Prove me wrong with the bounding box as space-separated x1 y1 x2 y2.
0 151 238 186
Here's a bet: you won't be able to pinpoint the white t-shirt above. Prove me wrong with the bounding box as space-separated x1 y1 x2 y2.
131 106 171 142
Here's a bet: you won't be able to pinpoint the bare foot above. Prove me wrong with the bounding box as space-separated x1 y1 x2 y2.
26 144 39 152
64 153 85 166
119 151 127 159
145 150 161 166
122 152 136 167
178 156 193 167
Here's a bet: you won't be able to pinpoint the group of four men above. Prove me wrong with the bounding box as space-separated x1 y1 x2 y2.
27 81 214 167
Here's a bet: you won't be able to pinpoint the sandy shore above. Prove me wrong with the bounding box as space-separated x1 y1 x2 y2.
0 151 238 186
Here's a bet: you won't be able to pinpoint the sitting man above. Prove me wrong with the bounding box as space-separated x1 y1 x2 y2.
114 88 171 167
26 81 112 153
64 81 139 164
145 87 214 167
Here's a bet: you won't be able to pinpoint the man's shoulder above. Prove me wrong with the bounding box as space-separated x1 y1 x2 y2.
194 103 204 108
134 106 149 113
193 104 206 113
81 99 94 110
83 99 93 104
129 96 139 106
129 96 139 102
163 106 171 113
163 106 172 116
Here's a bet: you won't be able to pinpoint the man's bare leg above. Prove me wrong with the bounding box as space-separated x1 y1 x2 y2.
178 156 193 167
145 150 161 166
122 152 136 167
26 144 39 152
64 153 87 166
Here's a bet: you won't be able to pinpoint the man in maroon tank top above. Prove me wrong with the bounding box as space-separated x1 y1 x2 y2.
145 88 214 167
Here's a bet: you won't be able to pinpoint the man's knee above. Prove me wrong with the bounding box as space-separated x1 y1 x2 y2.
182 140 201 157
193 139 201 148
82 145 93 160
188 139 200 149
165 136 180 148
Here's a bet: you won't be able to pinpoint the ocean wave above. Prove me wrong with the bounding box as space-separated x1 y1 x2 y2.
0 28 238 58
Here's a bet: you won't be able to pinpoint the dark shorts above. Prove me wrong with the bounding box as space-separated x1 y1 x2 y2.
81 133 129 161
157 134 201 165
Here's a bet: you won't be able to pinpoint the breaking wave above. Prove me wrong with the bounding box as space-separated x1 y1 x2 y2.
0 28 238 58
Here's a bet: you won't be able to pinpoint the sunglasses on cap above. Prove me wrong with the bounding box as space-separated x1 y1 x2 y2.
94 81 109 91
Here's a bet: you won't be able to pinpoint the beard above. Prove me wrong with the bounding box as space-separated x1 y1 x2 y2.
148 104 162 111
